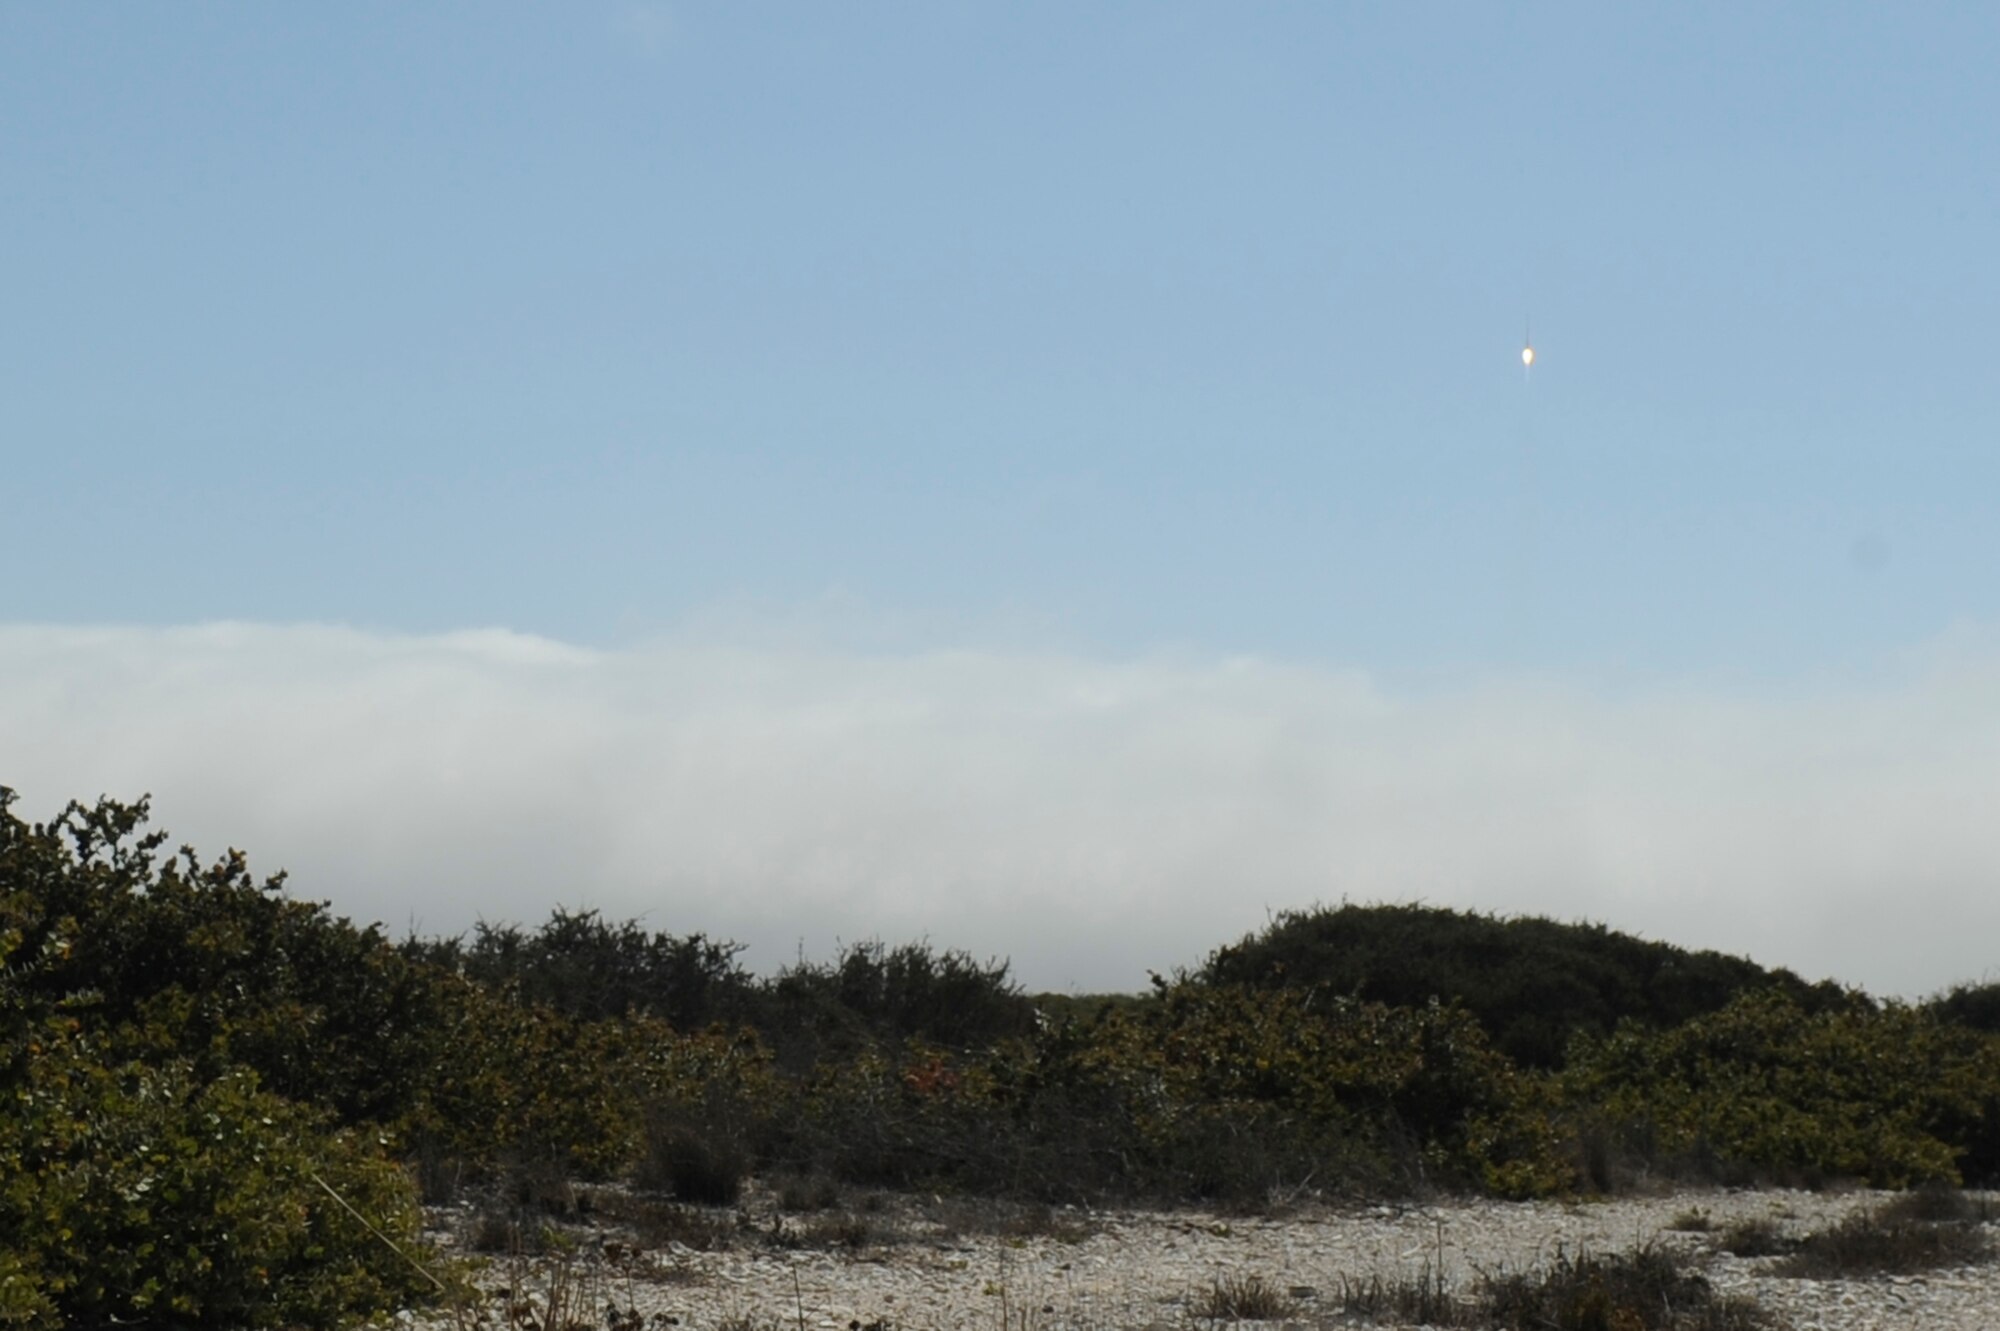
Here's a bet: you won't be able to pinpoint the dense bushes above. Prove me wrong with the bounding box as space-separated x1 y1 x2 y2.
0 791 449 1328
2 790 451 1129
734 980 1570 1203
764 939 1037 1068
12 783 2000 1328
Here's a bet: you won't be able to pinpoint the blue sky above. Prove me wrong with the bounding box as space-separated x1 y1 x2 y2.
5 6 1999 992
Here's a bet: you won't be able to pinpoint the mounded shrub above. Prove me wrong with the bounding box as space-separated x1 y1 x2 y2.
1202 902 1857 1070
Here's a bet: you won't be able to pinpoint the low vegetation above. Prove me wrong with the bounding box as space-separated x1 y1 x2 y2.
1189 1271 1293 1321
1715 1216 1793 1258
1335 1242 1774 1329
7 786 2000 1326
1774 1201 1995 1278
1336 1265 1458 1325
1478 1244 1772 1330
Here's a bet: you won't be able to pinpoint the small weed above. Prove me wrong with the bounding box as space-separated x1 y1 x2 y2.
506 1159 580 1216
466 1208 566 1256
776 1173 843 1213
1337 1263 1465 1326
467 1207 517 1255
767 1209 898 1251
801 1213 877 1250
1669 1206 1715 1232
1715 1216 1794 1258
924 1197 1096 1245
493 1245 599 1331
996 1202 1095 1245
1190 1272 1293 1321
713 1314 779 1331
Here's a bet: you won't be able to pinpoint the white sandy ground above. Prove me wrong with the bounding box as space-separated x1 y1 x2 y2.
405 1186 2000 1331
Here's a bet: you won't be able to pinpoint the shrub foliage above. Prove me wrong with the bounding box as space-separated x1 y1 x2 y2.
0 791 447 1328
1562 988 2000 1187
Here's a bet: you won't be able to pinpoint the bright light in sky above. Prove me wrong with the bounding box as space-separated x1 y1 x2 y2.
4 5 1998 992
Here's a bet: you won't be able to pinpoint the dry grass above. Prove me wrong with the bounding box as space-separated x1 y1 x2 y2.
1189 1271 1293 1321
1337 1263 1465 1326
1668 1205 1716 1232
1478 1244 1772 1331
774 1172 843 1213
1876 1184 1993 1226
1776 1206 1994 1278
1715 1215 1794 1258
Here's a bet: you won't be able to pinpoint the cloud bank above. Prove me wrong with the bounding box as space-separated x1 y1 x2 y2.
5 621 1998 996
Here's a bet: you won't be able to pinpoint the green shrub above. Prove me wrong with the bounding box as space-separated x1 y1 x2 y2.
0 1021 447 1329
1561 989 2000 1187
0 790 458 1132
1110 981 1571 1198
395 977 641 1180
628 1025 779 1201
797 981 1578 1203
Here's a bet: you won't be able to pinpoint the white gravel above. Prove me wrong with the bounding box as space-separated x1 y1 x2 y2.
412 1186 2000 1330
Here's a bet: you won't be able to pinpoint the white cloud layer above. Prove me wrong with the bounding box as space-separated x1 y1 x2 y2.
5 621 1998 997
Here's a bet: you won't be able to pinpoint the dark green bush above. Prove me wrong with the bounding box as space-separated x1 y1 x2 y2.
1202 902 1857 1070
0 790 453 1130
765 938 1036 1067
638 1121 749 1203
406 908 757 1029
1112 980 1571 1198
1928 981 2000 1036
